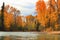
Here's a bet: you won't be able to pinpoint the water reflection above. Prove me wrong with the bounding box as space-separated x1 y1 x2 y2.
37 34 60 40
0 34 60 40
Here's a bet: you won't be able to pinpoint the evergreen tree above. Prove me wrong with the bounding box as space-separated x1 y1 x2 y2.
0 2 5 31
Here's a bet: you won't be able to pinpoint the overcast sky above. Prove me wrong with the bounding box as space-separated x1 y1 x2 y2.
0 0 48 16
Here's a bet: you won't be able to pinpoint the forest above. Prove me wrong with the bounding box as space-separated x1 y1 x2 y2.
0 0 60 32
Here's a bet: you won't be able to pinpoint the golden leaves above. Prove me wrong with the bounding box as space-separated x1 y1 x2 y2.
4 5 22 29
36 0 46 12
36 0 58 27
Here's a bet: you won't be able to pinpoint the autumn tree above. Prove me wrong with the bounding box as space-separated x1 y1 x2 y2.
46 0 59 31
36 0 46 13
0 4 23 31
57 0 60 24
36 0 60 31
56 0 60 31
36 0 47 29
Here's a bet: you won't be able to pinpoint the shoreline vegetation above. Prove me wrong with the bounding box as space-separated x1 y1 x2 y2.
0 0 60 31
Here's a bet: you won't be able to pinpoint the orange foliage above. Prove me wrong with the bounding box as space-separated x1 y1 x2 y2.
26 15 35 26
50 0 56 6
4 10 14 29
16 16 22 26
36 0 47 26
0 0 59 31
36 0 58 27
36 0 46 12
3 5 22 29
58 0 60 11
